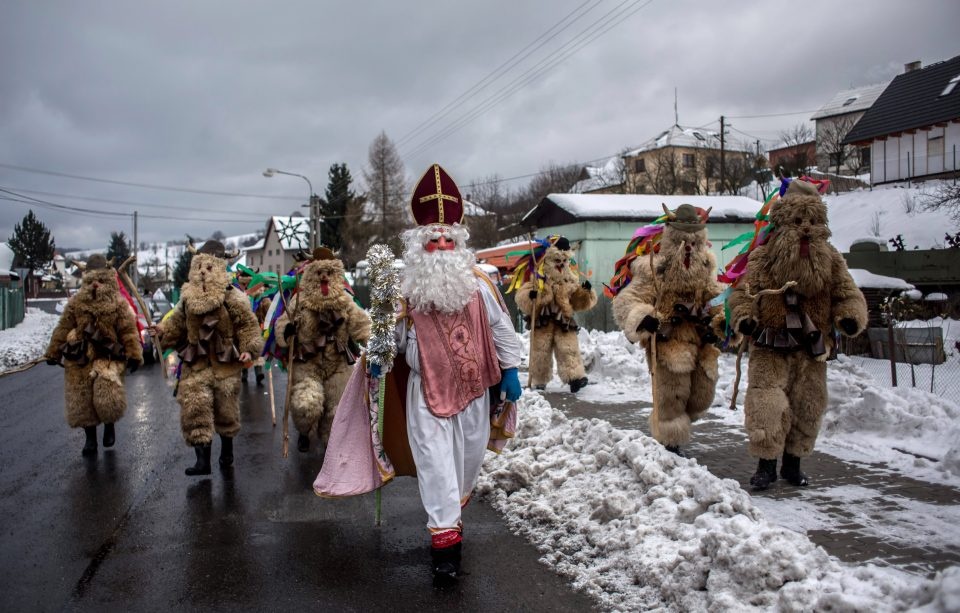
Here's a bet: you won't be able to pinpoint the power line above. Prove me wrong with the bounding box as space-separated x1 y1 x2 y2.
396 0 603 147
0 162 302 201
402 0 656 160
0 188 268 224
3 186 267 220
724 109 817 120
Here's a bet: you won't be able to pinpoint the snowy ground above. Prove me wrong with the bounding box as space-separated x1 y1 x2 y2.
0 308 60 371
485 329 960 611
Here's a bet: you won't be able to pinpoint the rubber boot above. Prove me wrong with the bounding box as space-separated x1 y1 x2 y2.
749 458 778 491
102 422 116 448
219 435 234 468
569 377 589 393
664 444 687 458
297 433 310 453
185 444 212 476
780 452 809 486
255 365 265 387
82 426 98 457
431 542 462 588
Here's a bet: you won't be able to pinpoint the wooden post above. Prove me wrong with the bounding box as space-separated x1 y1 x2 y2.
887 321 898 387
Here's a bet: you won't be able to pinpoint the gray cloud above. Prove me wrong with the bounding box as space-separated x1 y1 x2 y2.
1 0 957 249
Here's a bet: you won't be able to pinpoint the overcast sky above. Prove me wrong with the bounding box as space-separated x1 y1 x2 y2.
1 0 957 250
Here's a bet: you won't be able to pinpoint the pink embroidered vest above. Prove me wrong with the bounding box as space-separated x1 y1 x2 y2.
409 290 501 418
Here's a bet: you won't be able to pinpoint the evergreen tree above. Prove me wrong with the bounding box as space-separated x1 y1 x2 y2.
173 249 194 291
319 163 356 252
106 231 132 266
8 210 55 297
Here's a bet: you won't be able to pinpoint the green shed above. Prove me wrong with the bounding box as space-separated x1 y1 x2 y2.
520 193 761 331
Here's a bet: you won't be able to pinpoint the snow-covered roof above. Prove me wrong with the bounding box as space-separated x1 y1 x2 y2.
0 243 14 272
623 124 752 157
269 216 310 251
848 268 914 290
524 193 761 226
571 157 623 194
811 82 889 120
243 238 265 251
464 199 494 217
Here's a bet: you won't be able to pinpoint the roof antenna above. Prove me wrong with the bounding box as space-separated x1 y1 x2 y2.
674 87 679 126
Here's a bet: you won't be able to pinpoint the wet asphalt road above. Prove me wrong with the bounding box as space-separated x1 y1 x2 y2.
0 363 596 612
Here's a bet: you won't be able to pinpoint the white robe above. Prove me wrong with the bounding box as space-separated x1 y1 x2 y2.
396 277 522 533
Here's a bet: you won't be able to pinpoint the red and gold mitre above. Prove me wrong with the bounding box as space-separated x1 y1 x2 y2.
410 163 464 226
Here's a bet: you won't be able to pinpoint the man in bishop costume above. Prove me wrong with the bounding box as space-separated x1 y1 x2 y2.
314 163 523 586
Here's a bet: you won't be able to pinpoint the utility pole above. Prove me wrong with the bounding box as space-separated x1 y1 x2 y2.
719 116 726 195
311 193 321 249
132 210 139 288
756 139 762 200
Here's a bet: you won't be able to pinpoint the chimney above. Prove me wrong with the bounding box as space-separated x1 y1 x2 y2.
904 60 921 73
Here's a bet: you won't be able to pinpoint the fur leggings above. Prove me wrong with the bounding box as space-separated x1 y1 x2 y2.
647 342 719 446
177 364 241 446
64 360 127 428
528 322 586 387
289 360 352 445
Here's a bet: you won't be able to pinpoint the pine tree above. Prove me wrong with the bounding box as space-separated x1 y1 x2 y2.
173 249 193 291
8 210 55 297
362 131 409 255
319 163 356 252
106 231 132 266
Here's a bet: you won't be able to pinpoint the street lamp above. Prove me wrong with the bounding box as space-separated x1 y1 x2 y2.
263 167 319 249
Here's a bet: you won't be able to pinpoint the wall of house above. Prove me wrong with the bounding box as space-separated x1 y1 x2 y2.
623 146 749 195
245 229 299 275
527 219 756 332
871 121 960 183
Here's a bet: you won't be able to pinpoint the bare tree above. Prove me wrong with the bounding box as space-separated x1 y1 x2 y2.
649 147 681 194
818 115 859 175
464 174 512 248
362 131 409 255
777 123 814 177
920 182 960 226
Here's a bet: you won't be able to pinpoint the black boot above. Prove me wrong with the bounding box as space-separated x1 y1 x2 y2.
102 422 116 448
241 368 249 384
749 458 778 491
780 452 809 486
431 542 461 588
185 444 212 476
569 376 589 393
82 426 98 456
255 366 265 387
219 435 234 468
297 433 310 453
664 445 687 458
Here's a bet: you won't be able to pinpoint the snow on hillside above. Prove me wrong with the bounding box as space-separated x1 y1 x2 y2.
825 183 956 252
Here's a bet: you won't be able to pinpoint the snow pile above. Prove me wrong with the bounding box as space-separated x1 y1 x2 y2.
821 356 960 479
0 308 59 371
478 393 949 612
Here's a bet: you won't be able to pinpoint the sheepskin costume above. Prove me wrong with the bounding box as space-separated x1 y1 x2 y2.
514 237 597 392
612 205 723 455
45 253 143 455
727 179 867 489
157 240 263 474
275 247 371 451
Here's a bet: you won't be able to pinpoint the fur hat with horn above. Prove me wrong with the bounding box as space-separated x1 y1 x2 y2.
186 236 239 261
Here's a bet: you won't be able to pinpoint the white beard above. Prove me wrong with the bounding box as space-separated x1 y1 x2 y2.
401 225 476 314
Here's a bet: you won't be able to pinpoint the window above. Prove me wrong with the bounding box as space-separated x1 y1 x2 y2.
692 131 706 141
267 249 272 256
940 74 960 97
842 96 858 106
682 153 695 168
634 158 646 173
859 146 871 166
928 134 945 158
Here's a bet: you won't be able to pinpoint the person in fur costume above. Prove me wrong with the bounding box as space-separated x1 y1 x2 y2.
275 247 371 452
44 254 143 456
235 267 271 386
727 179 867 490
513 236 597 393
611 204 723 456
156 240 264 475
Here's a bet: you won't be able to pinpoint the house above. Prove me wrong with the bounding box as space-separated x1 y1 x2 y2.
622 124 754 195
519 193 760 331
844 56 960 184
767 140 817 177
811 82 888 176
242 216 311 275
570 157 625 194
